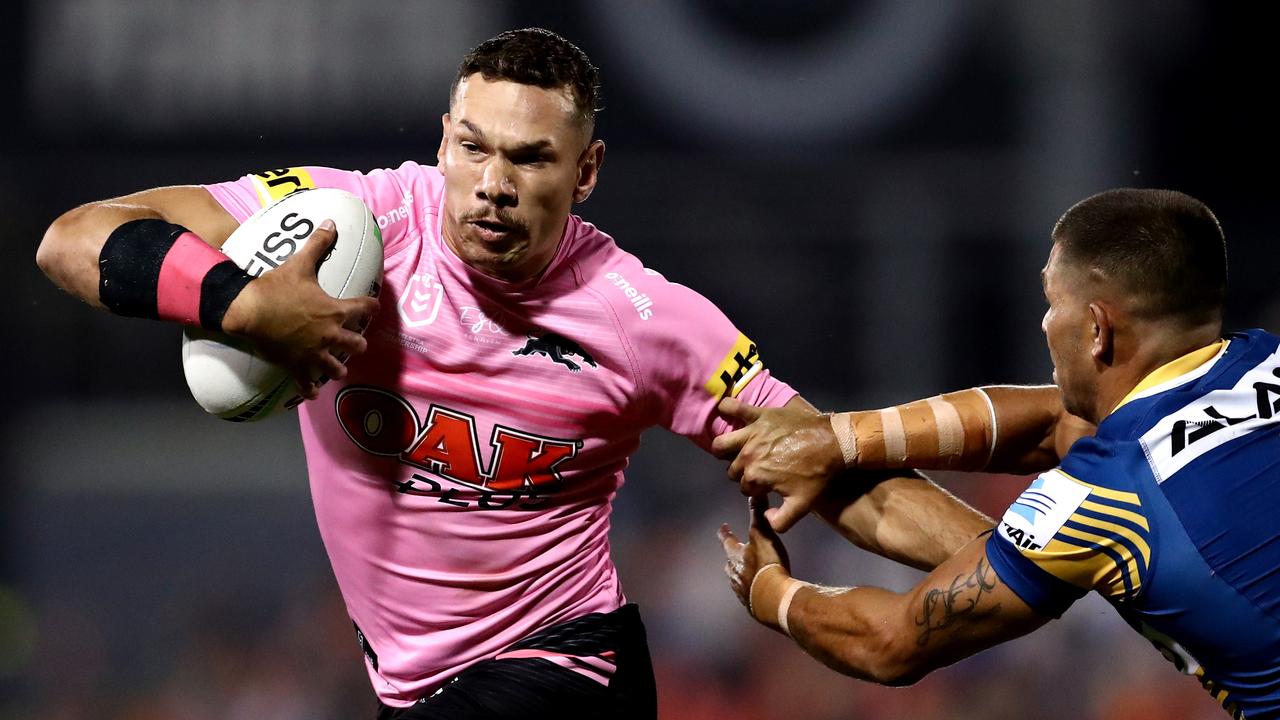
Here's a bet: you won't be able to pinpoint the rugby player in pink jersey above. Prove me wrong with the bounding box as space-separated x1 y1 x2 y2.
37 28 990 719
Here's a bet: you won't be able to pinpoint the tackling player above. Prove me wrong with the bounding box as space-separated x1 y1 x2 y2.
36 28 990 719
717 189 1280 719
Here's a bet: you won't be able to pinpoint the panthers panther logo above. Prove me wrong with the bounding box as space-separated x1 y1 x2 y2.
512 332 598 373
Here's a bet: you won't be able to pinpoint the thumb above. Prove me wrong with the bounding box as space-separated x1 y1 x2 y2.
749 495 782 541
764 497 806 534
299 219 338 274
718 396 762 423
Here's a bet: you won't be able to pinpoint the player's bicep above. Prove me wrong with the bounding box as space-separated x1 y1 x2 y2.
980 385 1095 473
118 185 240 248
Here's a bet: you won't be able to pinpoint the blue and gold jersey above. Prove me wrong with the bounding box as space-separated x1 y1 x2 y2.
987 329 1280 719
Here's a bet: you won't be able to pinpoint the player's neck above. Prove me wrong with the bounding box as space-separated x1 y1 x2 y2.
1095 320 1223 421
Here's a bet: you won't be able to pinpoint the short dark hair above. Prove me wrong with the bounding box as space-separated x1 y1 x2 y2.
1052 188 1227 325
452 28 603 132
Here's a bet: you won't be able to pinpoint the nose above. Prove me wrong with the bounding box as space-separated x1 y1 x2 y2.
1041 309 1050 335
477 158 517 208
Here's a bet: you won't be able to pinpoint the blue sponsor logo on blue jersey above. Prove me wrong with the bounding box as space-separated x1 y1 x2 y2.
1010 477 1056 523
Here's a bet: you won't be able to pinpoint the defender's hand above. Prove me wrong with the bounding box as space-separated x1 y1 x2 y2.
222 220 380 400
712 397 845 532
719 496 792 627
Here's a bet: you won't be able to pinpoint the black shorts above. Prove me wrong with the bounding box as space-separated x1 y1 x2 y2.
376 604 657 720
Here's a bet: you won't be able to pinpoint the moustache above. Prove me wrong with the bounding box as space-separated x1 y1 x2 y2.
461 210 528 234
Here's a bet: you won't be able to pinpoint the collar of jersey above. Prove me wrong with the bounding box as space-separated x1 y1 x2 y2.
1111 338 1229 414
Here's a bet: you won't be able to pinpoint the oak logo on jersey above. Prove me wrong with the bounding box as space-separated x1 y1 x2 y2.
335 386 581 500
704 332 762 398
512 332 598 373
250 168 316 205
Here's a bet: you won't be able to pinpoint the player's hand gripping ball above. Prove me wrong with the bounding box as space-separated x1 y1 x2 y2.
181 188 383 421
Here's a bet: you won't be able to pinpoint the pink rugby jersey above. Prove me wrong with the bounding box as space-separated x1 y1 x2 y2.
204 162 797 706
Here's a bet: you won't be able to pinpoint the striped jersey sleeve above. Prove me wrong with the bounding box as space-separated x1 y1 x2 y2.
986 442 1154 617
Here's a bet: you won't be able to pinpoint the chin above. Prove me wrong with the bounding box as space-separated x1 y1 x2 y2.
1061 387 1098 424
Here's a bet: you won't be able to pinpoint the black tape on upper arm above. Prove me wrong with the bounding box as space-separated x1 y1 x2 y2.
98 218 187 319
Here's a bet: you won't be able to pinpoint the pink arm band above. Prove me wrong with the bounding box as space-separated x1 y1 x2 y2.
155 232 230 325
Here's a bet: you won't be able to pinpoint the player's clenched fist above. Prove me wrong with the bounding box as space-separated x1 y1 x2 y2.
222 220 380 399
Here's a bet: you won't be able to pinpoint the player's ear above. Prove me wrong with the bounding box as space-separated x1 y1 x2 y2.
1089 302 1114 366
437 114 452 168
573 139 605 203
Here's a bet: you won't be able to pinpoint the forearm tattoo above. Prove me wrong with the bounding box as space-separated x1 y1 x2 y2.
914 556 1000 646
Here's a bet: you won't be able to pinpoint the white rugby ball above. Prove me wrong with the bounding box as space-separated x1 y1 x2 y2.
181 188 383 422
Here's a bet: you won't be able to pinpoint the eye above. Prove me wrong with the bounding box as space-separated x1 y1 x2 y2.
459 141 481 154
510 151 549 166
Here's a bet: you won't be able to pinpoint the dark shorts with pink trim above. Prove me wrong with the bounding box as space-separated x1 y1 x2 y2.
375 604 656 720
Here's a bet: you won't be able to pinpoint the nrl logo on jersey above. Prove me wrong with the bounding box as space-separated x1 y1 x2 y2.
399 273 443 327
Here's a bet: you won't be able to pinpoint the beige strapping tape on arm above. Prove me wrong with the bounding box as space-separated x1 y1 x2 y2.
927 396 964 462
830 413 858 466
879 407 907 467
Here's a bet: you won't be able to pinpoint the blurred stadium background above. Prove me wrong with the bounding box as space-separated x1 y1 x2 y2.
1 1 1276 718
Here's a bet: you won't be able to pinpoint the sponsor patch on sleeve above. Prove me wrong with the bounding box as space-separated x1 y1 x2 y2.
997 469 1090 552
704 332 763 398
250 167 315 206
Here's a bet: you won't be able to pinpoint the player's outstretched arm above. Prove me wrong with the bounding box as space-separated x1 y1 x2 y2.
810 470 992 572
713 388 1094 531
720 501 1047 686
725 392 992 567
37 186 379 398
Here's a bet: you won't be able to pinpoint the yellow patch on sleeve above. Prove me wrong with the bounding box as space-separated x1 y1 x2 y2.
704 332 763 398
249 167 316 206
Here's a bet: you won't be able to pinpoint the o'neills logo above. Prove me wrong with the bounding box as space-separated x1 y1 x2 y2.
605 271 654 320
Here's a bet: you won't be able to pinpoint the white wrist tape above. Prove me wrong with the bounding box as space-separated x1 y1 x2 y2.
829 413 858 466
748 563 783 618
